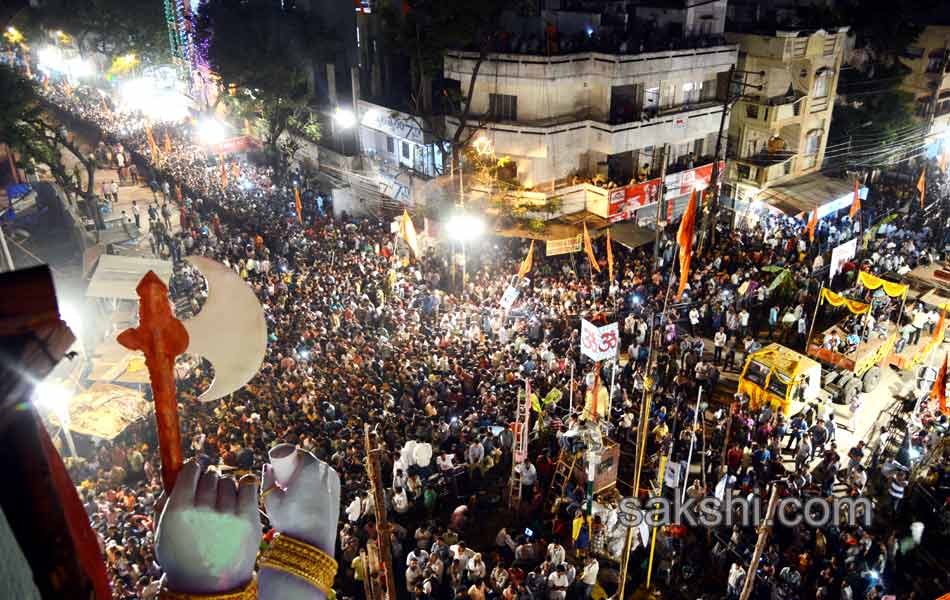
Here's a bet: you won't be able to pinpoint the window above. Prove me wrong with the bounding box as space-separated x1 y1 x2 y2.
744 361 770 387
737 164 752 180
783 160 792 176
927 50 947 73
767 372 790 398
903 46 925 59
489 93 517 121
804 130 822 155
386 136 395 154
683 81 702 104
745 103 759 119
813 69 830 99
401 141 411 159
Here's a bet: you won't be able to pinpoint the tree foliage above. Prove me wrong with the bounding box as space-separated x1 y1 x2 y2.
18 0 167 63
380 0 509 169
0 65 101 233
837 0 925 65
198 0 331 179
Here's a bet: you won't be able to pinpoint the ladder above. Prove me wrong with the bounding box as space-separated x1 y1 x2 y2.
508 384 532 509
546 448 578 513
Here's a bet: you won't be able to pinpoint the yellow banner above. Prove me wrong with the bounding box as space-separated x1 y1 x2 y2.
820 288 870 314
858 271 907 298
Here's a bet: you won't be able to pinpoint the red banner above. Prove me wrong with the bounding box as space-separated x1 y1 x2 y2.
208 136 258 156
607 161 724 223
608 177 662 223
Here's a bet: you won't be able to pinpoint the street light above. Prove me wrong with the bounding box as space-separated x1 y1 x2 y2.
35 382 78 457
445 214 486 289
197 117 227 145
333 107 357 157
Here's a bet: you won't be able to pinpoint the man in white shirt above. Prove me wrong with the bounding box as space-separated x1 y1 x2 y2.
688 307 700 335
546 542 566 566
515 460 537 496
714 328 727 364
547 564 570 600
579 556 599 600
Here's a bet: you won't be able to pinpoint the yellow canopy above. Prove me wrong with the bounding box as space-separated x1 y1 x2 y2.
820 288 870 314
858 271 907 298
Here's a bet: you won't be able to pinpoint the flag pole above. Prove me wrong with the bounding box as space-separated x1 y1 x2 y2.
805 283 824 353
681 385 703 503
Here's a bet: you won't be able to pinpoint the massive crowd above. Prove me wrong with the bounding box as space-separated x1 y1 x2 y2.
33 76 950 600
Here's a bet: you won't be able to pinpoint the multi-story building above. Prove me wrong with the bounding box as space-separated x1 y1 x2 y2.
723 27 848 212
440 1 737 224
899 25 950 142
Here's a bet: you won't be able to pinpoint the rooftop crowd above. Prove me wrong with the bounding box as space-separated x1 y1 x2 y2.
32 76 950 600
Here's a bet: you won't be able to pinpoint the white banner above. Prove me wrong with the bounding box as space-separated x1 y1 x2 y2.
500 286 520 310
580 319 620 361
546 235 582 256
829 237 858 282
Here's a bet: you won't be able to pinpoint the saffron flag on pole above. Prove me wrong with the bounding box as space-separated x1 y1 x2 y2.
931 353 948 414
399 209 419 257
675 189 698 300
163 131 172 154
220 161 228 188
933 307 947 344
294 187 303 224
939 147 948 175
518 240 535 278
849 179 861 219
606 228 615 282
583 221 601 273
807 207 818 242
917 169 926 208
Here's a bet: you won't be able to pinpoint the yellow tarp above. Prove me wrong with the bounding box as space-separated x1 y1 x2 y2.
821 288 870 314
858 271 908 298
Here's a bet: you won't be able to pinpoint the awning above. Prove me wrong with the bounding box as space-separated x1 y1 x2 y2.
86 255 173 300
610 222 655 250
756 173 865 218
48 382 149 440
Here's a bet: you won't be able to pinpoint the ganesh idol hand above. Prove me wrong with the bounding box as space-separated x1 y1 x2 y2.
155 459 261 594
260 443 341 555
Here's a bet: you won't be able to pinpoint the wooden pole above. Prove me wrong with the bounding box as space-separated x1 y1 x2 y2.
364 425 398 600
645 454 668 589
720 400 735 474
737 486 780 600
680 386 703 503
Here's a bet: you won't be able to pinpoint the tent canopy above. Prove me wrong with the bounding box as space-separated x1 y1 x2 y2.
610 222 655 250
757 173 865 218
86 255 173 300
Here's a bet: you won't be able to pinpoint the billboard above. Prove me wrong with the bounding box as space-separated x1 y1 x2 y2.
580 319 620 361
607 161 724 222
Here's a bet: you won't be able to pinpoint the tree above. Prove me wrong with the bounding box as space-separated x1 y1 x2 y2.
0 65 102 238
380 0 510 173
197 0 330 181
17 0 168 64
838 0 925 67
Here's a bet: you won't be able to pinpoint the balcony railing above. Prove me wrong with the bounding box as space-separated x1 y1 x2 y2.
734 149 797 168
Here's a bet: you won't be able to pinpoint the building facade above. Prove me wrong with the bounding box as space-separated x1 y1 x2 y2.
723 27 848 208
442 44 737 193
899 25 950 142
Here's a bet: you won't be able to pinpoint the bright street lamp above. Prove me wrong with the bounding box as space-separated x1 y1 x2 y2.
197 118 227 145
445 214 485 242
473 135 494 157
445 214 486 289
35 382 78 457
333 107 357 129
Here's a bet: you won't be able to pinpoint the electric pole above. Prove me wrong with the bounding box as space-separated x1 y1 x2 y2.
652 143 669 271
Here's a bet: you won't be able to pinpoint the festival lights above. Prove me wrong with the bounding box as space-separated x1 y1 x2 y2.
445 214 486 242
120 77 190 122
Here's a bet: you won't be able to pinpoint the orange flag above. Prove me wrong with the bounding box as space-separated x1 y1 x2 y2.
399 209 419 257
175 185 182 203
518 240 535 278
606 227 615 282
163 131 172 154
806 208 818 242
917 169 926 208
675 189 698 300
231 162 240 180
294 187 303 224
583 221 601 273
939 148 948 175
931 353 948 414
849 180 861 219
220 162 228 188
933 307 947 344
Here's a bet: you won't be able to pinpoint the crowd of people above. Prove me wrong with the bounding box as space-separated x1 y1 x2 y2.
31 73 950 600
